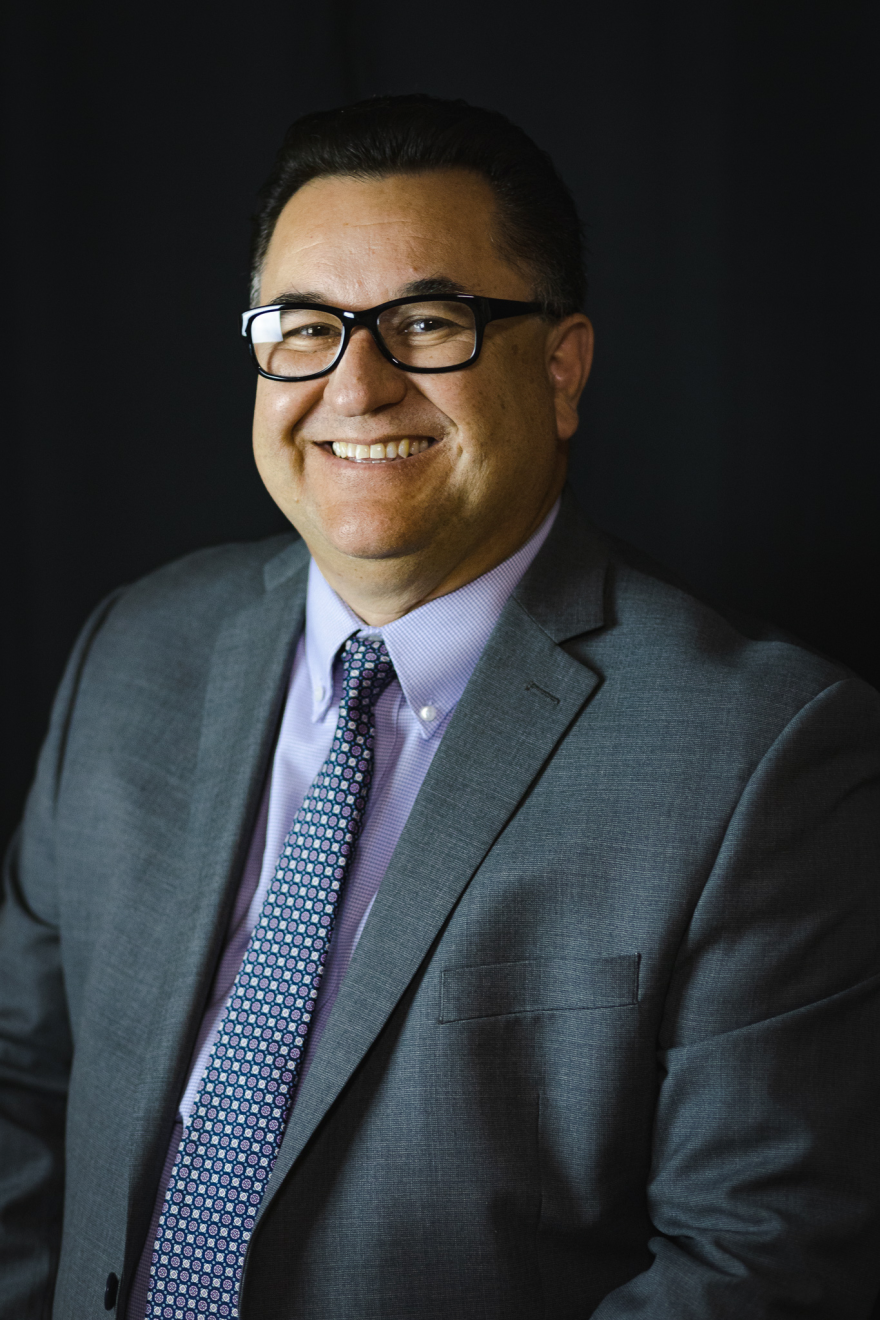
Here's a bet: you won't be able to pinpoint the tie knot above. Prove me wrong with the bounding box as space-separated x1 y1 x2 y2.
340 635 395 714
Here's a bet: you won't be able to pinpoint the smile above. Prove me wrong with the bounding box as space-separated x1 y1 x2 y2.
328 438 433 462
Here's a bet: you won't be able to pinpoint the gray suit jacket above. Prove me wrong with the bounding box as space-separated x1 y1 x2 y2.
2 493 880 1319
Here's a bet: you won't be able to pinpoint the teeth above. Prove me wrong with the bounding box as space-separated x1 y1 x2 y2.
330 438 430 461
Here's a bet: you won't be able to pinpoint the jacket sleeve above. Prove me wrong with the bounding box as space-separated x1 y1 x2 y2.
0 592 122 1320
591 676 880 1319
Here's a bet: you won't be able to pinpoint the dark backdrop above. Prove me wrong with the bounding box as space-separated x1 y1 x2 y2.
2 0 878 859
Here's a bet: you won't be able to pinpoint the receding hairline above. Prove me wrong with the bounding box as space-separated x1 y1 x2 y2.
282 163 496 192
250 95 586 318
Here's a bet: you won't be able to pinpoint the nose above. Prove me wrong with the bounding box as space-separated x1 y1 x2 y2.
321 325 408 416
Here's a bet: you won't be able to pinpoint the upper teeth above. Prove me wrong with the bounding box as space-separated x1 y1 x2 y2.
331 438 430 461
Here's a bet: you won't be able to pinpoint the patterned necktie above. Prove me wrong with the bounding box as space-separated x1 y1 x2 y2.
145 636 395 1320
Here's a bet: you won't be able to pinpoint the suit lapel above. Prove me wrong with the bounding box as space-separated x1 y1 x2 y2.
262 494 609 1206
125 543 309 1231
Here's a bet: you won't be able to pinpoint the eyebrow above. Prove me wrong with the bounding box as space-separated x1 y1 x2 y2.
399 277 469 297
264 275 471 307
265 289 326 305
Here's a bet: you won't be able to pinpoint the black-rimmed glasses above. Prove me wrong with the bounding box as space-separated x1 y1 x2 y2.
240 294 544 382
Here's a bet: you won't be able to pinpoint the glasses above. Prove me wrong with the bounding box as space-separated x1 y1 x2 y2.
240 294 544 381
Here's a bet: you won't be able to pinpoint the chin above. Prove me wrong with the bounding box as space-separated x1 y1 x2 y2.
318 508 430 562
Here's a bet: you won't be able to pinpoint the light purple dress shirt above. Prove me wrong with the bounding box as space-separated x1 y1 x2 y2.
127 499 557 1318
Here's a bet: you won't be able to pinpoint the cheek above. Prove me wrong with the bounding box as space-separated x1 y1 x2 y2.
419 374 512 450
252 391 304 495
253 381 320 446
447 366 544 460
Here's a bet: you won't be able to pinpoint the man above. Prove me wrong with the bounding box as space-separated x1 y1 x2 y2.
1 95 879 1320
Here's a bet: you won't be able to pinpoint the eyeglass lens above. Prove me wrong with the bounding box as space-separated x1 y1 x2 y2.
250 300 478 377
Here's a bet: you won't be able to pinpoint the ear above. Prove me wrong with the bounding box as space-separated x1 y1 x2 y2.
545 315 594 441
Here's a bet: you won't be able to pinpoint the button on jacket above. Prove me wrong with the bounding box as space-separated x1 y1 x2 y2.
2 491 880 1319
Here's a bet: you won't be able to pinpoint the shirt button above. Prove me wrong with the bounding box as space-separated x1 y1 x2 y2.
314 685 324 701
419 705 438 722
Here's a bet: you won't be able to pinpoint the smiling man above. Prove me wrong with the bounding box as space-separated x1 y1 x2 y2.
2 96 880 1320
249 167 590 624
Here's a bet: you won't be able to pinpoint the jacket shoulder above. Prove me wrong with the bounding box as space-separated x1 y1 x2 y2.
112 531 306 618
594 533 876 727
70 531 308 695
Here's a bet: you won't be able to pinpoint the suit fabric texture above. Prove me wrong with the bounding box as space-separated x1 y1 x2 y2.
2 492 880 1319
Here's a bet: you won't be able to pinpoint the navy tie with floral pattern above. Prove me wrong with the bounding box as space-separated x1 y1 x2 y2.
145 636 395 1320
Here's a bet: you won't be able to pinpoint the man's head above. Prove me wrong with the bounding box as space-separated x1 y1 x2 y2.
249 96 594 623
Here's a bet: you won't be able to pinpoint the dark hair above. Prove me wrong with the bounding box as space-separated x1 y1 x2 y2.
250 94 585 319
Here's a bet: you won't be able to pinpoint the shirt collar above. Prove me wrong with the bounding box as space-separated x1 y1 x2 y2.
304 498 560 738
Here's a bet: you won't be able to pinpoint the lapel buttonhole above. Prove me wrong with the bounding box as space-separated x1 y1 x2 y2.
525 681 560 706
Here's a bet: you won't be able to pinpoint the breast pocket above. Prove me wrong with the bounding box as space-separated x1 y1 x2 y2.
439 954 640 1023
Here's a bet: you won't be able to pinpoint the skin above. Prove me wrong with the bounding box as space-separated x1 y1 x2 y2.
253 169 594 625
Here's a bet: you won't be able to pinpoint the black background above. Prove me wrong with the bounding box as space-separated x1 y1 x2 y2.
2 0 878 861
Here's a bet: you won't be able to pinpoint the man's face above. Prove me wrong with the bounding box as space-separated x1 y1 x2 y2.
253 169 591 607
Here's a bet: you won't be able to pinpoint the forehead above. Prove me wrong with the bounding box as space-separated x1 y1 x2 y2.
260 169 530 306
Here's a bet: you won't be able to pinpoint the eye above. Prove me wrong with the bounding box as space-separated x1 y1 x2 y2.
402 316 456 335
286 322 337 340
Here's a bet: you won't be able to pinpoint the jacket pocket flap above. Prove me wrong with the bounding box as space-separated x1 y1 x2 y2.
439 954 640 1023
